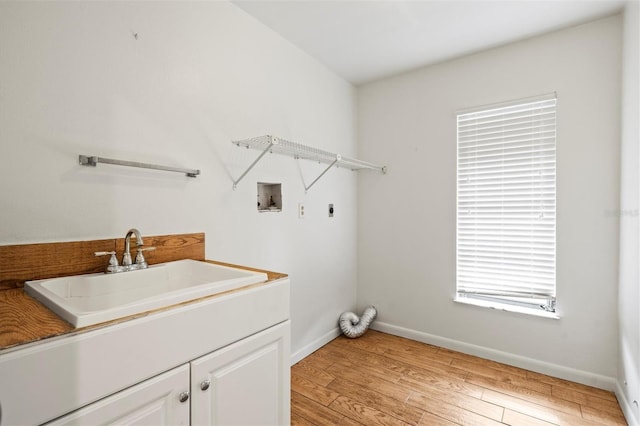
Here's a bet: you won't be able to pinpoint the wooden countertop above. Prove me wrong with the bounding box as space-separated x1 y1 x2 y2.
0 260 287 352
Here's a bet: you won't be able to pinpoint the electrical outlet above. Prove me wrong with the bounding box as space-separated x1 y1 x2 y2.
329 203 334 218
298 203 305 219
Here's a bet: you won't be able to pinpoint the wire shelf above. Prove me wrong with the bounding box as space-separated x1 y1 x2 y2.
232 135 386 191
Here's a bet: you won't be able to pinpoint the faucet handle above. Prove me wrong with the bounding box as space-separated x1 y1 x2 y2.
95 251 118 265
135 246 156 265
95 251 120 273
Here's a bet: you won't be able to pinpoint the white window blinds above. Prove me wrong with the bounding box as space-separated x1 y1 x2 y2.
456 94 556 312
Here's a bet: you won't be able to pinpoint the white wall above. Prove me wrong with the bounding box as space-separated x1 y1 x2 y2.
618 1 640 423
357 15 622 384
0 1 357 358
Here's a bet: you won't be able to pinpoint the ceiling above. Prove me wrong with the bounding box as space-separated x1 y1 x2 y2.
232 0 626 85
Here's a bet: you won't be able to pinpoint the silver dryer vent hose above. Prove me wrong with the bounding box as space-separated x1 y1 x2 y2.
339 306 377 339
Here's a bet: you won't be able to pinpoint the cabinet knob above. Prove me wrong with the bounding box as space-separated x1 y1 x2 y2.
200 379 211 391
178 391 189 403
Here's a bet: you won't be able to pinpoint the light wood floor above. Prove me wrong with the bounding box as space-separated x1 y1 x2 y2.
291 330 627 426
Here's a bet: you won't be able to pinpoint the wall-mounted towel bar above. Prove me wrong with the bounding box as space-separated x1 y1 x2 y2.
232 135 386 191
79 155 200 178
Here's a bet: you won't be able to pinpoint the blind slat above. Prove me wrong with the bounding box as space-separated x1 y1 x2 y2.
458 117 556 136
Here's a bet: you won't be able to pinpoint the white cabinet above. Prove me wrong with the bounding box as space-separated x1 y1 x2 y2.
191 321 290 426
46 365 190 426
40 321 290 426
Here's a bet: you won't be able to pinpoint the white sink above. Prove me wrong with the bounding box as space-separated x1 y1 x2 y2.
25 259 268 328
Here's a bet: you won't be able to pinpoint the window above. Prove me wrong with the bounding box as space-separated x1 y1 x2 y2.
456 94 557 315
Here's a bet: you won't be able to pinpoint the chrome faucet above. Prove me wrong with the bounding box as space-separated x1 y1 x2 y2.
95 228 155 273
123 228 143 266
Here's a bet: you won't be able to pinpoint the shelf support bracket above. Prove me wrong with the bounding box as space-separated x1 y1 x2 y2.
303 156 340 193
232 138 275 189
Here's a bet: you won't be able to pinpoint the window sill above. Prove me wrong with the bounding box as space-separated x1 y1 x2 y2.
454 297 560 320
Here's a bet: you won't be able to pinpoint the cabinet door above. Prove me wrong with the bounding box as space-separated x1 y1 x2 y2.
45 364 190 426
191 320 290 426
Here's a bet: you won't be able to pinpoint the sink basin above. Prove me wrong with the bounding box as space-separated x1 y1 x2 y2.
25 259 268 328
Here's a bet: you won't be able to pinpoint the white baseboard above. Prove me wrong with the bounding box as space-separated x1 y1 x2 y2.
616 380 640 426
290 327 341 365
371 321 617 392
